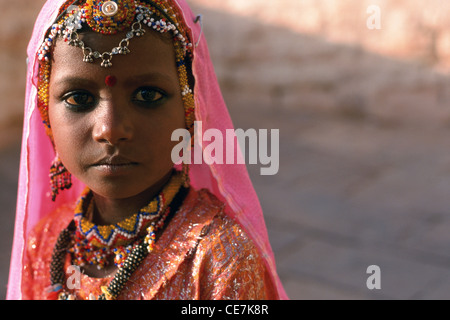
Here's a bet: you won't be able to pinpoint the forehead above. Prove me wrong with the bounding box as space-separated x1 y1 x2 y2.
50 30 177 82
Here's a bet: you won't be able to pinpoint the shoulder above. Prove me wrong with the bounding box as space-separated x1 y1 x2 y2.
188 187 225 213
186 187 257 255
192 200 273 298
189 188 263 272
184 188 253 249
26 202 75 259
29 202 75 239
22 202 76 299
184 188 277 299
199 208 261 265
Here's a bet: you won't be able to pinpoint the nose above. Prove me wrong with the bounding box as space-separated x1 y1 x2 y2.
92 101 133 145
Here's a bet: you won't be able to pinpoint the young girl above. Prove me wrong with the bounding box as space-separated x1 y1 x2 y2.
7 0 287 300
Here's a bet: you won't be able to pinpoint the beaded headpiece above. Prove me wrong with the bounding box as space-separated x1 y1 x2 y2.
38 0 192 67
37 0 196 199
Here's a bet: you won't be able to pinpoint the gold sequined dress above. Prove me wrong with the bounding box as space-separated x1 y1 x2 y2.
22 188 278 300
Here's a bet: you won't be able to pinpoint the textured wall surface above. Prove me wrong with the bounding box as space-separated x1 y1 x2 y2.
0 0 47 147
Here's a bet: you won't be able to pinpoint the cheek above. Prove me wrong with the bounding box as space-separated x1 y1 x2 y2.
137 101 185 162
160 100 186 146
48 104 89 170
139 112 183 154
48 104 67 152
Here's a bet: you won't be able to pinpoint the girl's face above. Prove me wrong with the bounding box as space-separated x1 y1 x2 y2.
48 30 185 200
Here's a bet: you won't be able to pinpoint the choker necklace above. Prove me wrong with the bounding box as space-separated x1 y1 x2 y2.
69 172 180 269
47 171 187 300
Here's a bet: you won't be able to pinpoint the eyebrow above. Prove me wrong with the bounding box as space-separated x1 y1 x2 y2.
51 76 99 91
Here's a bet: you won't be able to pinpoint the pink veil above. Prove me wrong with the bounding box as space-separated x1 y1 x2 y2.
7 0 288 300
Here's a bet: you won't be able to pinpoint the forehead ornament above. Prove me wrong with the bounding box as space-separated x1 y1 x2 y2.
37 0 193 68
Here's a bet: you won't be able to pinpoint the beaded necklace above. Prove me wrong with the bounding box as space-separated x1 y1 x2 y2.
47 171 186 300
69 188 171 269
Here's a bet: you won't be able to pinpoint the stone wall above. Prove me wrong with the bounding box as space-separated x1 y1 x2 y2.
191 0 450 69
188 0 450 127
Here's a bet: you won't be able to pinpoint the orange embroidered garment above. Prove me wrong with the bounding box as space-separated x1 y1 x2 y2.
22 188 278 300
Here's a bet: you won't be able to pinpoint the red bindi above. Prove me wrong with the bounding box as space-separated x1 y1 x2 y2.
105 75 117 87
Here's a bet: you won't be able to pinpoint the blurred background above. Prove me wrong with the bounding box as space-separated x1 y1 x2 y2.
1 0 450 299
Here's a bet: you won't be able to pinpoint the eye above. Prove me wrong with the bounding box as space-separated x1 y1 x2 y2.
133 87 165 105
63 91 95 111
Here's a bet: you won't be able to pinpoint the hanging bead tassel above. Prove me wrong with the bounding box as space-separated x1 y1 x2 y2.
144 223 156 253
49 155 72 201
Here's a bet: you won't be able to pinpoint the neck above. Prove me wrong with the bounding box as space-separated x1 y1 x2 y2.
91 171 173 225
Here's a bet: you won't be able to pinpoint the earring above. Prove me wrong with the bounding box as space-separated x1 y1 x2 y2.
49 155 72 201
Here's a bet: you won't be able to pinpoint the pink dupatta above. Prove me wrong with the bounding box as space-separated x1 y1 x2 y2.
7 0 288 300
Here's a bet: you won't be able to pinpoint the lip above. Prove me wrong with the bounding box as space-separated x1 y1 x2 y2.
91 155 139 175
